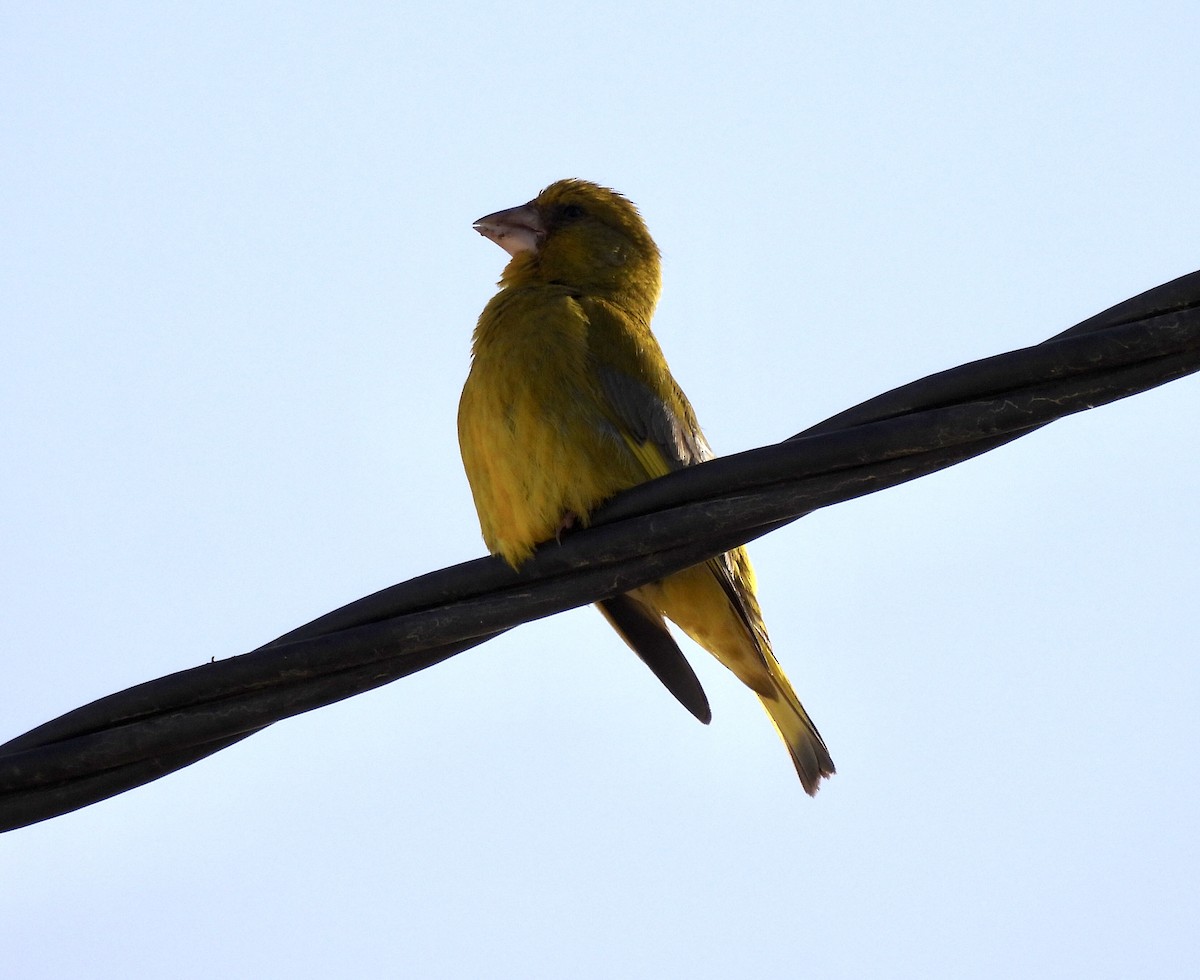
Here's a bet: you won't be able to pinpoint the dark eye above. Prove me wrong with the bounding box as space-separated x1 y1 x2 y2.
560 203 586 221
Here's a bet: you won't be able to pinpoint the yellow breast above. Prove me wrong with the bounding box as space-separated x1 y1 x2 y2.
457 288 641 566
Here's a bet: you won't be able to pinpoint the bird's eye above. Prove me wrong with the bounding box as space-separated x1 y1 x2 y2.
560 203 586 220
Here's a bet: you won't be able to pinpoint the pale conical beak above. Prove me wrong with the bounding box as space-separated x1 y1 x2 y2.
473 202 544 257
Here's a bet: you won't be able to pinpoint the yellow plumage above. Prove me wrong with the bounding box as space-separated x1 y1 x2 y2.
458 179 834 794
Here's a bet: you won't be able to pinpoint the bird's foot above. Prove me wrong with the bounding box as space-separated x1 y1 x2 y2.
555 511 580 543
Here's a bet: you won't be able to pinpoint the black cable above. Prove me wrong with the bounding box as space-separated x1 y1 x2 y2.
2 269 1197 833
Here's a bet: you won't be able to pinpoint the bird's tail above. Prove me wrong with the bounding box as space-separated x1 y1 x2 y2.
634 558 837 795
756 667 835 796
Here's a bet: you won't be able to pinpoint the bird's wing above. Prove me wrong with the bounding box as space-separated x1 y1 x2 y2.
582 301 772 691
596 593 712 723
573 300 725 719
589 359 719 720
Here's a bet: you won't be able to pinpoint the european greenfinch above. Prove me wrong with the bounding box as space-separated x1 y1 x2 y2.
458 179 834 794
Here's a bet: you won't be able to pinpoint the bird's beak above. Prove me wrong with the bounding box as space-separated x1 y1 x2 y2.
473 202 544 257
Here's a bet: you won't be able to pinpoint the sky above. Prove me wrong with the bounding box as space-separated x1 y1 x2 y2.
2 2 1198 977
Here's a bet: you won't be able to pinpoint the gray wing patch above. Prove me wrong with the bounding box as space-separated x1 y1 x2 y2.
594 361 710 470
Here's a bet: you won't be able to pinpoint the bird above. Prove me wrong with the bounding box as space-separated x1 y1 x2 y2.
457 179 834 794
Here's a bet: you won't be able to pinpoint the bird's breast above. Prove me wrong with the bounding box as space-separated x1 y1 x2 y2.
458 292 639 565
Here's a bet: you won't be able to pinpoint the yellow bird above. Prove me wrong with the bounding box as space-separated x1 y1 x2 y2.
458 179 834 794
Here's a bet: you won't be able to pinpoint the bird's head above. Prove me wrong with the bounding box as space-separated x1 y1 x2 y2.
474 179 661 314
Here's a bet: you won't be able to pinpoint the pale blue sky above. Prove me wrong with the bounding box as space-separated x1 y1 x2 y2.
3 3 1198 978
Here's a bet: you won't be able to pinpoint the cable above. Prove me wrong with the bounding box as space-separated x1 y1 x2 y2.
2 269 1197 833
